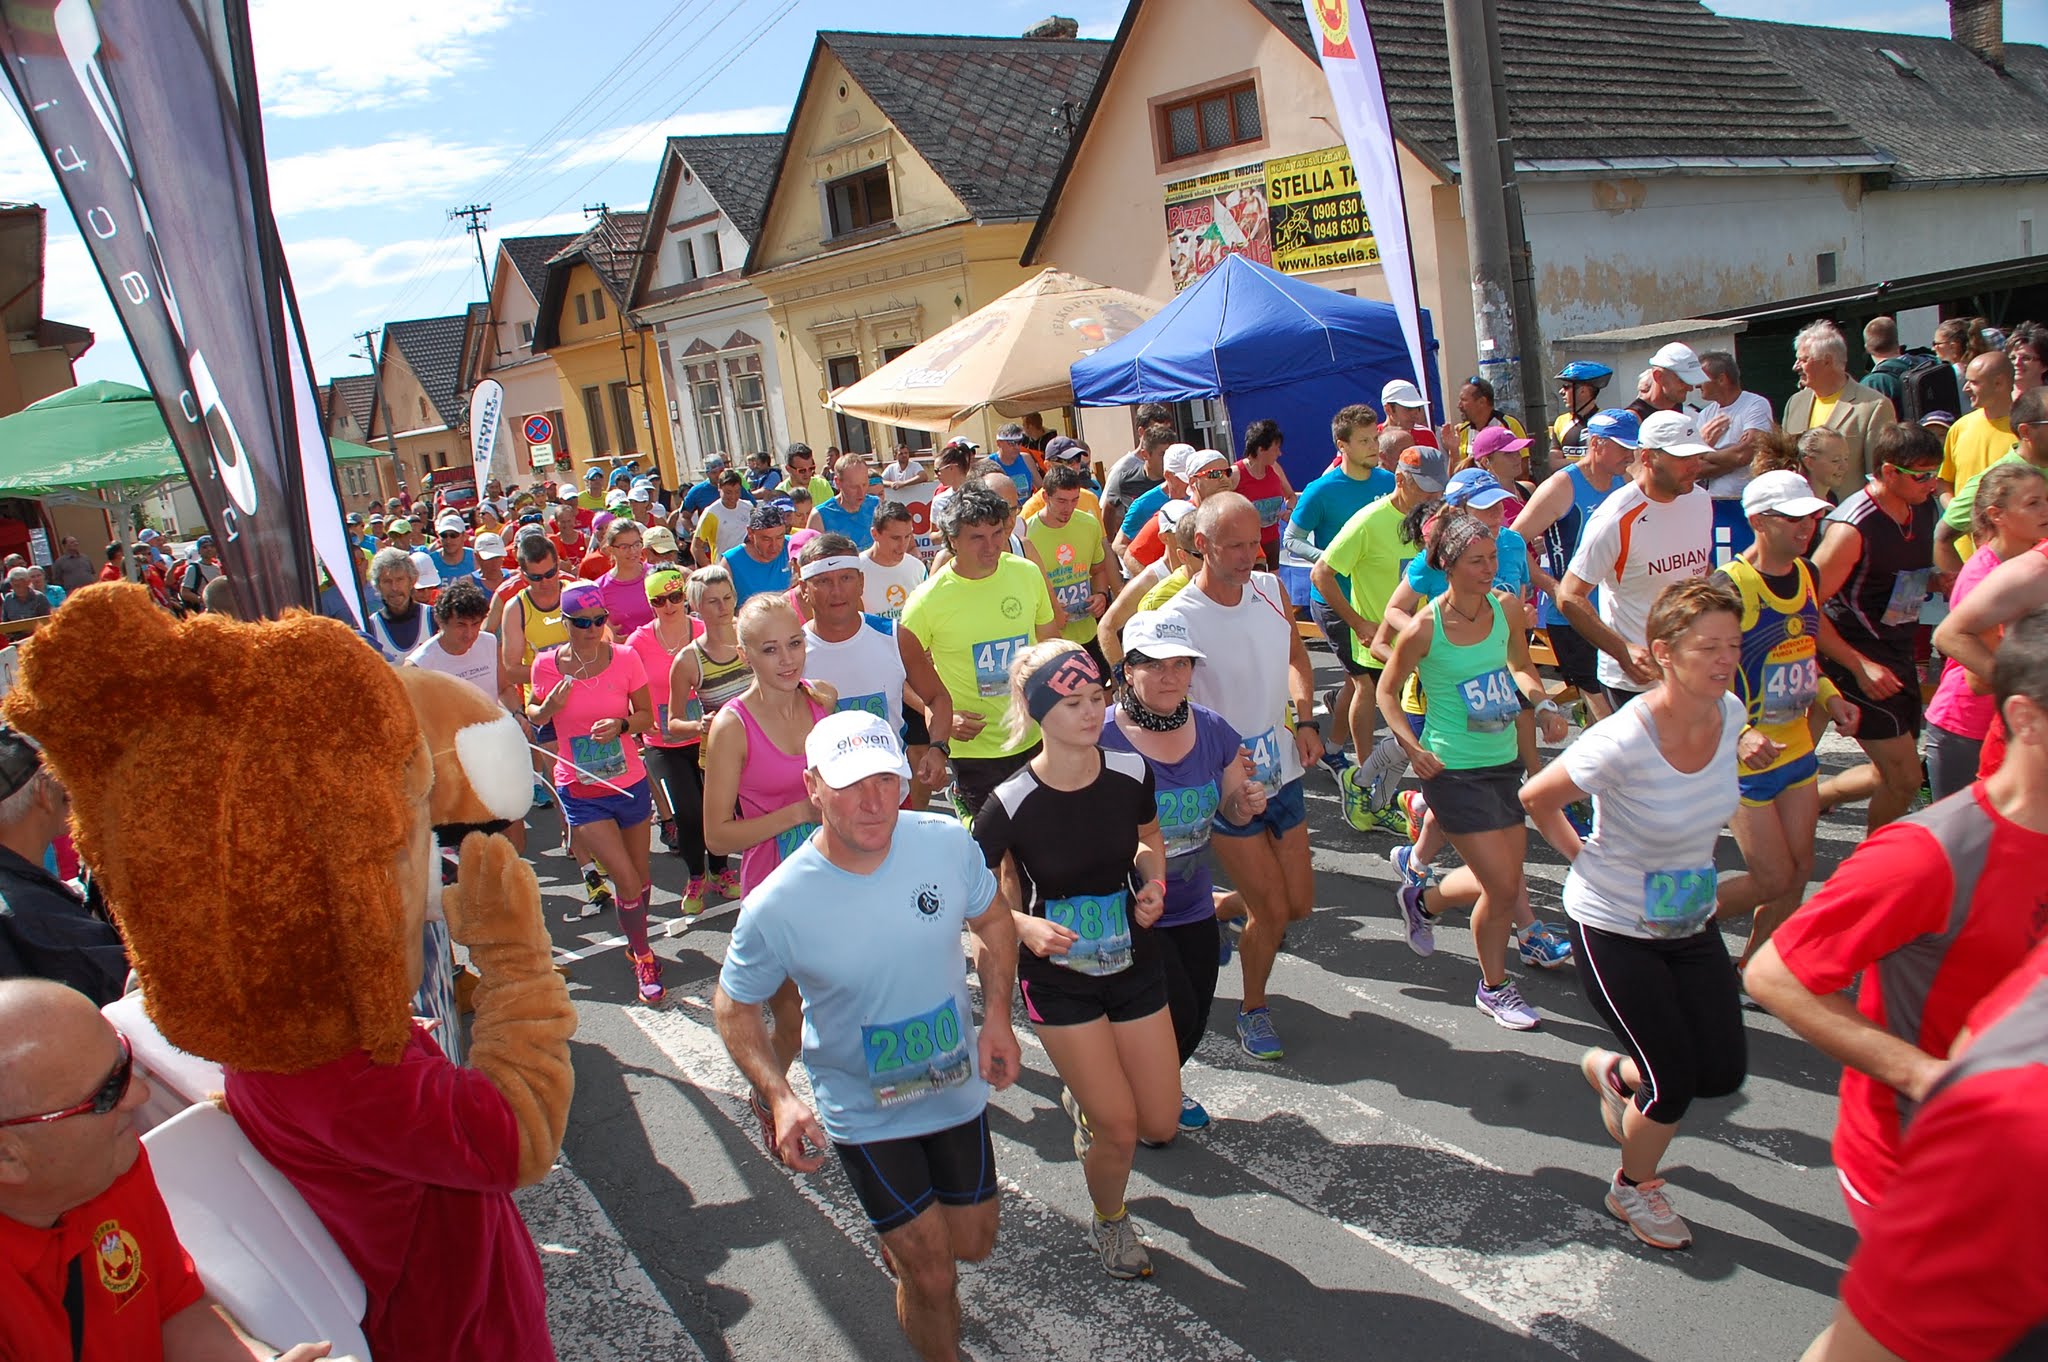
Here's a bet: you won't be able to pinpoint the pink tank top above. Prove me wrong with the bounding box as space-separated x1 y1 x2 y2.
732 692 829 894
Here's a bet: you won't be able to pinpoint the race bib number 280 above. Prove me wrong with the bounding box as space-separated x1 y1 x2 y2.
861 997 973 1107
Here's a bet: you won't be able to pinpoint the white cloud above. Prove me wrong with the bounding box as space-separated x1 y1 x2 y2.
0 113 56 205
266 135 512 216
282 209 588 301
41 231 140 385
248 0 523 118
548 107 787 171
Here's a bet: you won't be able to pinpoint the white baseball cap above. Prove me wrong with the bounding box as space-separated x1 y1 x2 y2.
473 531 506 559
1156 498 1197 533
1184 448 1229 477
1162 443 1198 479
434 513 466 535
1638 409 1714 457
1123 610 1205 661
1742 470 1833 519
805 710 912 789
1647 342 1708 385
1380 378 1427 410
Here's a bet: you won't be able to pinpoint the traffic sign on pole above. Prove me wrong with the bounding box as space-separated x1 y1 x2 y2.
522 413 555 446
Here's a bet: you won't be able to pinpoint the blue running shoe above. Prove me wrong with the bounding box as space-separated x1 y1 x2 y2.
1236 1007 1284 1060
1565 799 1594 838
1218 915 1246 966
1517 920 1574 970
1178 1093 1210 1131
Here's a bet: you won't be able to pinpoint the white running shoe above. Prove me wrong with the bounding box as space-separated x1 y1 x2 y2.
1475 978 1540 1030
1605 1172 1693 1250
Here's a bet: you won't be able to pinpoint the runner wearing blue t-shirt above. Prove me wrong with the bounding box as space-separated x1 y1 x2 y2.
715 711 1018 1362
809 452 883 551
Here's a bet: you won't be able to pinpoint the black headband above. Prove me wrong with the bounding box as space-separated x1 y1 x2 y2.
1023 649 1103 723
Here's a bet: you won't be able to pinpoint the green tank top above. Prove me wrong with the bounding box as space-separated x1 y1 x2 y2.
1416 594 1520 769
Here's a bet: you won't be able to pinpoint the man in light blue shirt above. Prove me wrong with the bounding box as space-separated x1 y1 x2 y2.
716 712 1017 1361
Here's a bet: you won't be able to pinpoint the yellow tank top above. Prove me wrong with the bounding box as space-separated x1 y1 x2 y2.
514 587 569 695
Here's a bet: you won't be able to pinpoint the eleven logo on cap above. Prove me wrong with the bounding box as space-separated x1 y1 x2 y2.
835 729 898 761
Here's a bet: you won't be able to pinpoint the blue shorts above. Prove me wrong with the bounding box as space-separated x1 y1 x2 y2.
1214 776 1307 839
1739 750 1818 807
557 777 653 829
533 720 557 745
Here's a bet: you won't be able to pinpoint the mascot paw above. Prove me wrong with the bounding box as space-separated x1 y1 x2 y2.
445 832 546 954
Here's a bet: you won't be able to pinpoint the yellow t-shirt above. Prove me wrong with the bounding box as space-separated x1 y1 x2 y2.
1938 410 2017 491
1807 392 1839 432
899 554 1055 762
1138 564 1192 612
1022 510 1106 644
1019 485 1102 525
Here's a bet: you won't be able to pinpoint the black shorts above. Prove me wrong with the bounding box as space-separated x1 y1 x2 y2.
1082 635 1110 678
1018 956 1168 1027
1602 683 1649 711
1543 620 1603 693
901 701 930 748
1418 761 1526 836
951 744 1040 821
1310 599 1372 677
835 1110 997 1234
1820 652 1922 742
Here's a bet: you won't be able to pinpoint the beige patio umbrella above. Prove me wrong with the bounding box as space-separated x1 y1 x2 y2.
827 268 1162 433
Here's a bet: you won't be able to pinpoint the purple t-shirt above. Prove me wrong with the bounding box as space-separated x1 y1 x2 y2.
596 569 655 639
1100 703 1243 927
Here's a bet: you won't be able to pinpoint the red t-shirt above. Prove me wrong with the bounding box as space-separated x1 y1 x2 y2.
0 1148 205 1362
223 1024 554 1362
1838 938 2048 1362
97 563 122 582
547 532 587 566
1126 512 1167 568
1770 781 2048 1207
1234 457 1289 546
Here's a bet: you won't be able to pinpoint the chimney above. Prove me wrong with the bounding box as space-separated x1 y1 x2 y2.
1023 15 1080 39
1951 0 2005 70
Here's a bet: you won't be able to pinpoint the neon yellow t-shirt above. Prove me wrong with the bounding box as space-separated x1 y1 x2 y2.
1022 510 1105 644
1020 486 1102 525
1139 565 1192 612
1807 392 1839 432
900 553 1054 761
1319 494 1413 669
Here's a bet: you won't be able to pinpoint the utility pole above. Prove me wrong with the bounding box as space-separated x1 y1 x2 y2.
356 328 405 497
1478 0 1552 475
448 203 492 298
1443 0 1529 459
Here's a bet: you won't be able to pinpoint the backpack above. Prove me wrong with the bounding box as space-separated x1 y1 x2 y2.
1882 352 1960 424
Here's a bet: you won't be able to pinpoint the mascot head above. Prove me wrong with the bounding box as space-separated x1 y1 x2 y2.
3 584 530 1072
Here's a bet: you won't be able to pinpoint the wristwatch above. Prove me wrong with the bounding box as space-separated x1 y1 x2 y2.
930 740 950 756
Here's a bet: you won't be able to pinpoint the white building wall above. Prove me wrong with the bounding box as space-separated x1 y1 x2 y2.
480 263 567 481
1859 181 2042 278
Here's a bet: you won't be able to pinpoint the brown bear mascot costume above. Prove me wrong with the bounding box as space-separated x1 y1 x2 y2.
4 583 577 1361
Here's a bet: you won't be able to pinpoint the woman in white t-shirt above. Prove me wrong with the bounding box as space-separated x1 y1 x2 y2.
1521 577 1752 1254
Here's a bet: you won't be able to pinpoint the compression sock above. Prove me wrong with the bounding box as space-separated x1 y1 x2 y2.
615 892 651 954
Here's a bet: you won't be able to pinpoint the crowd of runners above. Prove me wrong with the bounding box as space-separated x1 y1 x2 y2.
199 324 2048 1361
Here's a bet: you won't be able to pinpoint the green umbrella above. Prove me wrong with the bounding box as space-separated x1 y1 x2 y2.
0 380 386 494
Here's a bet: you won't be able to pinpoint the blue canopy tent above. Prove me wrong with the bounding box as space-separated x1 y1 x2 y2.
1069 254 1443 492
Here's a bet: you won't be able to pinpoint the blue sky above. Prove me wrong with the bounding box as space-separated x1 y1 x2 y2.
2 0 2043 389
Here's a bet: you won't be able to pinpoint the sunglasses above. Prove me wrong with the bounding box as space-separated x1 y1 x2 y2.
1887 463 1940 483
650 590 686 607
1195 468 1231 481
0 1033 132 1127
439 531 463 539
523 567 560 583
567 612 610 629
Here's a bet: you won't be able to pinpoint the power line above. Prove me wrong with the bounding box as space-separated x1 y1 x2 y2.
448 202 493 297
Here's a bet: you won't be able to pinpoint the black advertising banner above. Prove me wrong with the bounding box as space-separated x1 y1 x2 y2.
0 0 364 623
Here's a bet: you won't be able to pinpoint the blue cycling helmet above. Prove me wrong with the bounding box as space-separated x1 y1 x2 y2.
1555 361 1614 385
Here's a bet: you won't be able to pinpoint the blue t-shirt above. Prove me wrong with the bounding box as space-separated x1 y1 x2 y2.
1118 482 1173 540
746 468 783 493
1098 704 1243 927
1404 526 1530 600
684 480 751 516
723 542 792 603
428 548 479 584
720 812 998 1144
817 494 881 551
991 449 1037 496
1288 465 1395 604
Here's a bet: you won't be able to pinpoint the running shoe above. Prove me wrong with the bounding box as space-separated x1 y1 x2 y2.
1363 804 1410 834
714 867 743 900
680 875 707 918
1604 1172 1693 1250
1389 845 1439 893
1090 1212 1154 1280
1516 921 1574 970
1565 799 1594 839
1059 1085 1092 1160
1475 979 1540 1030
1581 1048 1630 1145
1318 736 1353 783
1178 1093 1210 1131
1395 880 1436 956
658 817 679 852
565 867 609 923
1218 915 1246 967
1338 764 1376 832
1236 1007 1284 1060
1399 789 1429 843
1357 735 1409 811
630 949 665 1006
531 780 553 808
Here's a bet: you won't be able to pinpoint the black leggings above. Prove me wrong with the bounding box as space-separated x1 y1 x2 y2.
1567 919 1747 1125
643 744 727 878
1156 918 1221 1067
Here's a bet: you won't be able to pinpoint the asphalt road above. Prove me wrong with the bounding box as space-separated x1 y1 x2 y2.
506 651 1870 1362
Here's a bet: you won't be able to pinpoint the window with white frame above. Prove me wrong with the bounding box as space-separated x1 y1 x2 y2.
688 361 728 456
677 239 697 283
700 232 724 275
726 352 768 455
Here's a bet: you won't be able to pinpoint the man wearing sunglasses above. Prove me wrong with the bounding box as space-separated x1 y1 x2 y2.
0 730 125 1005
0 978 332 1359
1813 422 1949 831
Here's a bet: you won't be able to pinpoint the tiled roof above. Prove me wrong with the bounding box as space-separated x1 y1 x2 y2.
820 31 1108 221
1247 0 1883 172
549 210 650 307
674 133 783 242
500 232 577 302
1730 19 2048 185
384 313 471 426
325 373 376 434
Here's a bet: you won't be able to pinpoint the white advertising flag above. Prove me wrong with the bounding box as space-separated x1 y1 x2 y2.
1302 0 1431 408
470 378 505 494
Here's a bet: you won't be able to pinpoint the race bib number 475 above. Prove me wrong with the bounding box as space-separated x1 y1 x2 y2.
973 634 1028 697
